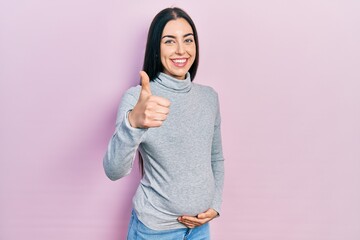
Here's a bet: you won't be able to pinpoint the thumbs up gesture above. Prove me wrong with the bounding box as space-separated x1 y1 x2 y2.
128 71 171 128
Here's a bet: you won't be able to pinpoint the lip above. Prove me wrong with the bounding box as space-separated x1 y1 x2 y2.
170 58 188 67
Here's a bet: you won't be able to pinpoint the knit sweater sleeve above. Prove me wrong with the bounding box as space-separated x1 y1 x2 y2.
103 87 147 181
210 93 225 214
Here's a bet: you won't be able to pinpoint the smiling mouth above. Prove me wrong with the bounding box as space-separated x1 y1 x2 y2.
171 58 188 67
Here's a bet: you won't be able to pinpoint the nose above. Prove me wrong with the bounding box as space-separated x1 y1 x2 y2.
176 42 185 55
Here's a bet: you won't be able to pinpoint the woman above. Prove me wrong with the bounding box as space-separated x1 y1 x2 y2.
103 7 224 239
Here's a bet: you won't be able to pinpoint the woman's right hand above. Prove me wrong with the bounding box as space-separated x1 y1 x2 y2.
128 71 171 128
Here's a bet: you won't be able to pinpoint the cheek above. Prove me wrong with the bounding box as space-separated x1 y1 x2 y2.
189 46 196 60
160 47 172 61
188 45 196 57
159 49 166 65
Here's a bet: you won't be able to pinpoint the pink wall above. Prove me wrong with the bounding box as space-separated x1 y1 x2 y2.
1 1 359 239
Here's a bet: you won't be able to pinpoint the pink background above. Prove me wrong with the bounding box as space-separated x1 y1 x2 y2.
1 1 359 239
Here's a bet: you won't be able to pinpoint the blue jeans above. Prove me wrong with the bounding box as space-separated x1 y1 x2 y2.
127 210 210 240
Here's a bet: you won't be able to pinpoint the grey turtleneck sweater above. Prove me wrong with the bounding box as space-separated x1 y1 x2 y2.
103 72 224 230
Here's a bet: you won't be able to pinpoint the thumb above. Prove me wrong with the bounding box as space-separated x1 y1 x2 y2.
197 212 209 219
140 71 151 96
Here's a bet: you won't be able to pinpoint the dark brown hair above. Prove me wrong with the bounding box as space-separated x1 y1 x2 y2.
142 7 200 81
139 8 200 174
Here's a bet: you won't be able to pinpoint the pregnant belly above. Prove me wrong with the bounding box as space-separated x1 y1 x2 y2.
151 174 216 216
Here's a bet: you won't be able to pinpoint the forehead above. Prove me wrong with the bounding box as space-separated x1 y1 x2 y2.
162 18 193 36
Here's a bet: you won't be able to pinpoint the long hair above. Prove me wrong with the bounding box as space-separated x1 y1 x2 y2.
139 8 200 174
143 7 200 82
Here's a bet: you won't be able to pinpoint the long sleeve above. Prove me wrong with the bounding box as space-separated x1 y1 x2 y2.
103 87 147 181
210 93 225 214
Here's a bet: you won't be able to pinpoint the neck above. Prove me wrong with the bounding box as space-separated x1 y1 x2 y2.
153 72 192 93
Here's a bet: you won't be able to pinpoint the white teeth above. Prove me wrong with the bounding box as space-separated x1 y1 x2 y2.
173 59 186 63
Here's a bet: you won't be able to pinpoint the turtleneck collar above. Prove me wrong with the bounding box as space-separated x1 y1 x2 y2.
153 72 192 93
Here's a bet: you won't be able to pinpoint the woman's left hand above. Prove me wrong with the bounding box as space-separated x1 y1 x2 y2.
177 208 218 228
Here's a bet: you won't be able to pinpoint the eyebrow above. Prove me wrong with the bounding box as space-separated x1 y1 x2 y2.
162 33 194 39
